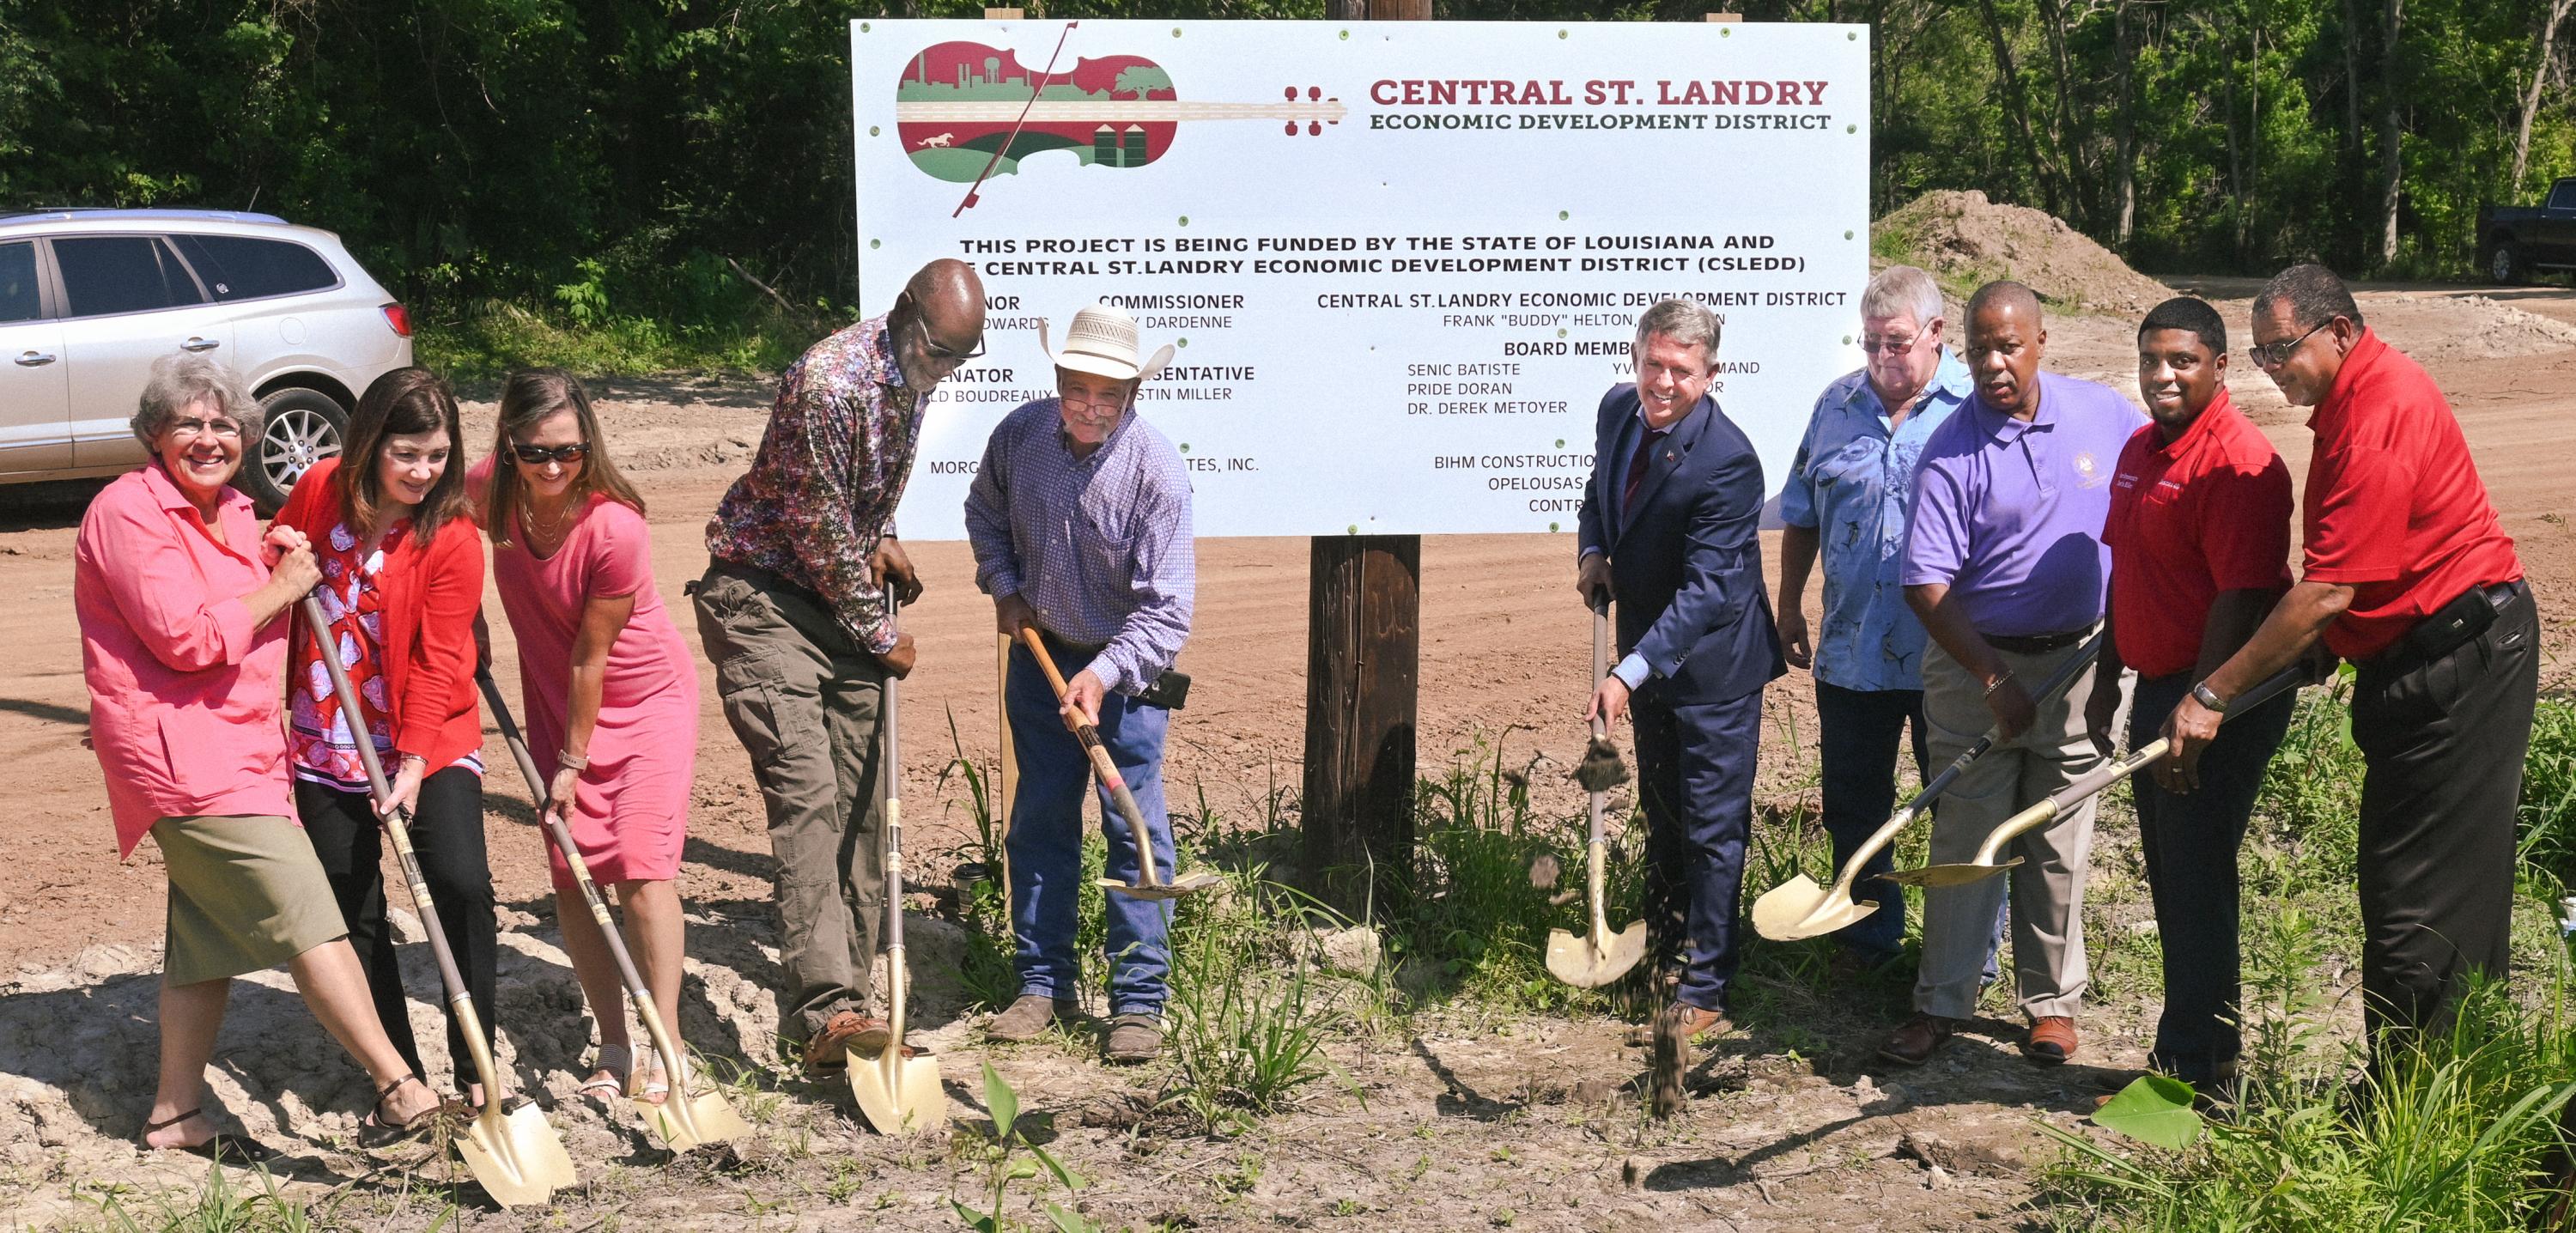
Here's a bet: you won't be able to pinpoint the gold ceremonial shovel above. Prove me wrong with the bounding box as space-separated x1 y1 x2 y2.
1546 598 1647 987
1882 665 2307 889
302 597 577 1207
1017 628 1221 901
1752 631 2110 942
476 671 752 1151
853 598 948 1135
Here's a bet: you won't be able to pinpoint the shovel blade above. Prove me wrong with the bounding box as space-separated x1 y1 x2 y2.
851 1052 949 1136
642 1089 756 1151
1545 921 1649 987
1751 875 1881 942
1878 856 2024 888
454 1101 578 1208
1099 870 1224 901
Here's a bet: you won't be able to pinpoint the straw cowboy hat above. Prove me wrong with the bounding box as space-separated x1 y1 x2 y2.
1037 303 1175 383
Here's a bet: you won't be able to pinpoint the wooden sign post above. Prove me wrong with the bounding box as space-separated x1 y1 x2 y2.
1303 0 1428 920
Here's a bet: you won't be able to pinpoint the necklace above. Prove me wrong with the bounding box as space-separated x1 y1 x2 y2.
525 493 578 550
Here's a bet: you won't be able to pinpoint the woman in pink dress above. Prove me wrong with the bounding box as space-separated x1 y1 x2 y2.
470 368 700 1105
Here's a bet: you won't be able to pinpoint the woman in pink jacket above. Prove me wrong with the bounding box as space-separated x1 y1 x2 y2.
75 355 447 1159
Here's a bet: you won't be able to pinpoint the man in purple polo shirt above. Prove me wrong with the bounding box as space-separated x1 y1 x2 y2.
1879 281 2143 1069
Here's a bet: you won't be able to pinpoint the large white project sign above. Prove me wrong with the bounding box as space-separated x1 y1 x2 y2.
854 18 1870 539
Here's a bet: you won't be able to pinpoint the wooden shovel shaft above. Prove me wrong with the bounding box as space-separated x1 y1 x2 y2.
1015 627 1167 888
1823 629 2111 896
303 595 504 1097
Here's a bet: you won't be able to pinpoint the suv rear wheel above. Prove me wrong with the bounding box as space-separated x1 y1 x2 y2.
246 386 346 511
2489 240 2524 286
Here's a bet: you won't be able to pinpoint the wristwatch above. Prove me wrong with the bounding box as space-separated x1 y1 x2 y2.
2190 681 2230 714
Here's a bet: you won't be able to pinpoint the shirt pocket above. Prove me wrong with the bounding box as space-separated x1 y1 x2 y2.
157 704 280 805
1809 437 1882 495
1074 509 1139 587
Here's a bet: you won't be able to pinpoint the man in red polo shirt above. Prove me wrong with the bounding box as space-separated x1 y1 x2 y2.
2166 264 2537 1062
2087 296 2295 1096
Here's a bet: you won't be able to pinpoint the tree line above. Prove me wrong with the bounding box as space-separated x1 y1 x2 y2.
2 0 2569 332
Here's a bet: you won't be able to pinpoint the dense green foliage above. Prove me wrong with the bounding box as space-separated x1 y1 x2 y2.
5 0 2571 366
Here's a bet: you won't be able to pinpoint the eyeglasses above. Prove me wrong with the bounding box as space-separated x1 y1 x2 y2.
896 292 986 362
508 441 591 465
2247 319 2332 368
1858 334 1920 355
1060 389 1130 413
166 417 243 440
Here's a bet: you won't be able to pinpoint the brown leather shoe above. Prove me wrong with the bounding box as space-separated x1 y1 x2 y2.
1877 1013 1963 1066
801 1011 891 1073
1622 1003 1732 1047
1102 1013 1164 1065
2024 1016 2079 1066
986 994 1081 1043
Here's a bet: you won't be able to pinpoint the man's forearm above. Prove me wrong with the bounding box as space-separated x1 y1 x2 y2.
2191 588 2283 682
1905 582 2007 684
1778 524 1820 611
2203 580 2349 699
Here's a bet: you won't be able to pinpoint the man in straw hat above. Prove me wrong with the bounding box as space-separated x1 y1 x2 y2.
966 301 1196 1065
695 258 985 1075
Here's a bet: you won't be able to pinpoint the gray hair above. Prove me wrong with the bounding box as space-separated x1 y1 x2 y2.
1633 297 1721 361
2254 263 2366 331
131 355 259 447
1861 264 1943 327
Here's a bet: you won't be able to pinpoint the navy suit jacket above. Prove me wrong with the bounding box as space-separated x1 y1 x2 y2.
1576 384 1787 707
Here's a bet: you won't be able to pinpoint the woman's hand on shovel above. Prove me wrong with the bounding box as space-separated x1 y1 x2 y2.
379 753 427 819
545 765 580 828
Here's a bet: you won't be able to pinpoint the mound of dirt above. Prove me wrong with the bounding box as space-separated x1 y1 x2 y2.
2381 294 2576 361
1875 190 2174 315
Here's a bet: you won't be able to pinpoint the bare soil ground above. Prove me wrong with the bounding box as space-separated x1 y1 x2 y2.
1 282 2570 1230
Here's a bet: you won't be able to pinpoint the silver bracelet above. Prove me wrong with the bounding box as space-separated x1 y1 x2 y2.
1983 669 2016 699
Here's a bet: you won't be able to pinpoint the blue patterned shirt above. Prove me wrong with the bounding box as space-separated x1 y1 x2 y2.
1777 349 1971 692
963 400 1196 695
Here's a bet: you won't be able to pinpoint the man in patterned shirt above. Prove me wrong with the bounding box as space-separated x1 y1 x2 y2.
964 302 1195 1065
692 258 985 1074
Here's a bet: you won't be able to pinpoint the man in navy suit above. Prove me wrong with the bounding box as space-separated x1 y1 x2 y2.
1576 297 1787 1042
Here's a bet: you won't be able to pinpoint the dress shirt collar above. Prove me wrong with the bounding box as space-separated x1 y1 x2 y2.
1849 347 1971 421
2149 389 2237 459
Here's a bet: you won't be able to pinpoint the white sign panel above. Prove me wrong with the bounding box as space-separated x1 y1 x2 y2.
854 18 1871 539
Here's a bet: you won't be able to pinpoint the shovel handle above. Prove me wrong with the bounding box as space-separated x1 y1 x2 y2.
884 598 908 965
1820 629 2112 896
303 594 503 1096
1016 627 1168 889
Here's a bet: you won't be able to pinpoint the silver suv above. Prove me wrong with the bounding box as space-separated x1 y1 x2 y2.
0 209 413 509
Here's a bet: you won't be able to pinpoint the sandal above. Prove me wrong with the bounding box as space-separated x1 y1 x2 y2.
358 1073 447 1151
578 1043 633 1111
635 1054 671 1107
140 1108 278 1165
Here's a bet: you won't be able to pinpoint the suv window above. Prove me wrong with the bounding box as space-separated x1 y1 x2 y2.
0 242 36 323
170 234 338 301
53 236 205 318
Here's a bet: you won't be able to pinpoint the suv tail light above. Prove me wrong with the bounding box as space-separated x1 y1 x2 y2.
381 302 412 337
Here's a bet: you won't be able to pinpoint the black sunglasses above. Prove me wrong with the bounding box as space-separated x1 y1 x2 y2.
895 291 986 362
508 441 591 465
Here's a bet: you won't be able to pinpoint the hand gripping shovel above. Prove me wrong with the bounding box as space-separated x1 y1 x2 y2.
473 671 751 1151
1883 664 2306 889
1751 629 2111 942
1017 628 1220 901
853 599 947 1135
299 597 576 1206
1546 598 1647 987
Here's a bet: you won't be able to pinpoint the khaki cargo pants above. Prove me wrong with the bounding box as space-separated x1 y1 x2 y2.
692 559 887 1046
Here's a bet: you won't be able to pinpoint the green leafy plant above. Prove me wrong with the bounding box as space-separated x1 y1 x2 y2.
1165 870 1351 1133
952 1064 1097 1233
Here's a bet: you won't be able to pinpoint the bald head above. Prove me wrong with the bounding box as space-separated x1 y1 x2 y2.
890 258 987 389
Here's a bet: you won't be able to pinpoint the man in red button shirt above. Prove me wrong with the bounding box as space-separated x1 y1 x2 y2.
2166 265 2537 1062
2086 296 2295 1095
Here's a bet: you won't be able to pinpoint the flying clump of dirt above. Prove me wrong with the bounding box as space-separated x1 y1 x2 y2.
1874 190 2175 315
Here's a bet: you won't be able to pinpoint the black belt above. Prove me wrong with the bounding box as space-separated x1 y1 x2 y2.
1984 627 2093 655
2363 579 2526 679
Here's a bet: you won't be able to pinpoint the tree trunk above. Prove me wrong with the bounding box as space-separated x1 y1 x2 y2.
2512 0 2575 190
2239 26 2261 265
2114 0 2139 245
1976 0 2059 215
2378 0 2404 268
2341 0 2364 155
2037 0 2087 224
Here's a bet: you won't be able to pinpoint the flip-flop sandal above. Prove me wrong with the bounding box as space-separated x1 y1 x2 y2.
578 1043 634 1111
140 1109 279 1165
358 1073 450 1151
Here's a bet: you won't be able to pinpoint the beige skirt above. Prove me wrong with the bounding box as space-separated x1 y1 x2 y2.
152 814 348 986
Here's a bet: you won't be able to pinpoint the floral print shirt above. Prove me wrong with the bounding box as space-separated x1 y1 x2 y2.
704 316 920 653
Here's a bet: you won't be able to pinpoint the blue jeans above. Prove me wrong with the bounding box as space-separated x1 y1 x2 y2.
1816 680 2005 978
1005 636 1176 1017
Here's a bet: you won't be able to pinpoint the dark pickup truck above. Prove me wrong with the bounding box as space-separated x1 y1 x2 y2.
2480 177 2576 283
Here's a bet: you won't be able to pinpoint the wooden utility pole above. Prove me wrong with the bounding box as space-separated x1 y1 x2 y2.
1304 0 1427 919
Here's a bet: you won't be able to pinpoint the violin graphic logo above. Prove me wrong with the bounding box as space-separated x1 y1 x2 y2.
895 24 1346 216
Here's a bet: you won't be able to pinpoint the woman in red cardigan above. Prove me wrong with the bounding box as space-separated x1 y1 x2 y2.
276 367 495 1105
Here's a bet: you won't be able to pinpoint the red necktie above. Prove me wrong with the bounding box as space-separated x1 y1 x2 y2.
1622 427 1668 512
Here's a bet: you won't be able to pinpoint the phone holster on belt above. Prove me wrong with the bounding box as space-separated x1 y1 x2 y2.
1133 670 1192 711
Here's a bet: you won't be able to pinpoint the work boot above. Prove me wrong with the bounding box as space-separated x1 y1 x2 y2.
1622 1003 1731 1047
2023 1016 2080 1066
1102 1013 1164 1065
800 1011 892 1073
986 994 1078 1043
1876 1013 1964 1066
